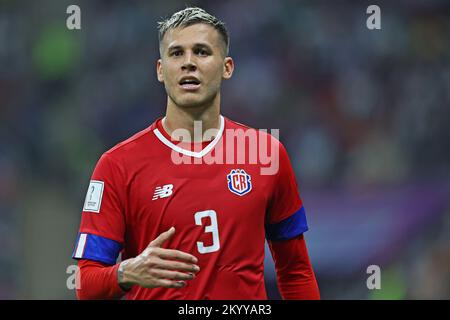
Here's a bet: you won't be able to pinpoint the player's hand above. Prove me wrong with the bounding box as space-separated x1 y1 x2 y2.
117 227 200 290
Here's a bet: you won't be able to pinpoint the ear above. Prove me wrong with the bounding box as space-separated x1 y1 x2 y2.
156 59 164 83
222 57 234 80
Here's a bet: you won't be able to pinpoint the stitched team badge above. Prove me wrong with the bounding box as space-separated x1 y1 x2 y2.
227 169 252 196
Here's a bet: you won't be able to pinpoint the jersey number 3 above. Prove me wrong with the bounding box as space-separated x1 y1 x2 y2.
194 210 220 254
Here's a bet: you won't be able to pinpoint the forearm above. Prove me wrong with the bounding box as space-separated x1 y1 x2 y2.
269 234 320 300
76 259 128 300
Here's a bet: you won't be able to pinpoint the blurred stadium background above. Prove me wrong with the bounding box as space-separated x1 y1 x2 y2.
1 0 449 299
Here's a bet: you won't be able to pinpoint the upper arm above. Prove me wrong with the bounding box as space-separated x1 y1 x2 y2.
72 153 126 265
265 142 309 241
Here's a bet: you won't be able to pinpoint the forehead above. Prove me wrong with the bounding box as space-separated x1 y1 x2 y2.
161 23 222 50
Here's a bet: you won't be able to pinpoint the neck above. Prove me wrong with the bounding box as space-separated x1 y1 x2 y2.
163 94 221 142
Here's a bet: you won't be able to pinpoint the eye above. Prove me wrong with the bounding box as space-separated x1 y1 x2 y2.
171 50 182 57
196 48 209 56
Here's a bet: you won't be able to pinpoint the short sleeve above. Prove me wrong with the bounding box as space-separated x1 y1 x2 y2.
265 142 308 241
72 153 126 265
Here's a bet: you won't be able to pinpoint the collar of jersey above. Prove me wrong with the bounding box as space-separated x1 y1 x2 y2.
153 115 225 158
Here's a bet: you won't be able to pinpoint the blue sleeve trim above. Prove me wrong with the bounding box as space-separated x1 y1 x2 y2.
72 233 122 265
265 206 309 241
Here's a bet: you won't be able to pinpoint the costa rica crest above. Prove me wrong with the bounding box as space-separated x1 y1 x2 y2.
227 169 252 196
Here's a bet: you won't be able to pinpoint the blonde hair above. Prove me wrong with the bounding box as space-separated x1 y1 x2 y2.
158 7 230 56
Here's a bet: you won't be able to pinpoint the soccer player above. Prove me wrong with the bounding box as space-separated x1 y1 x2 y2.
72 7 320 300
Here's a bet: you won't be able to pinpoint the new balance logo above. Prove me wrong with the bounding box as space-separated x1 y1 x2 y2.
152 184 174 200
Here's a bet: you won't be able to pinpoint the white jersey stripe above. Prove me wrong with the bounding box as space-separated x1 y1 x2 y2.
153 115 224 158
74 233 87 258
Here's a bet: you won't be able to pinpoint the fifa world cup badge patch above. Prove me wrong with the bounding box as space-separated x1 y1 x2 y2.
83 180 104 213
227 169 252 196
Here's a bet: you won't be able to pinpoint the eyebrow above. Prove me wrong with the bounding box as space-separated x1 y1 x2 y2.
167 42 213 52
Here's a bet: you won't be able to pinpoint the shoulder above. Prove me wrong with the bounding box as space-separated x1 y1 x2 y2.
224 116 285 149
105 126 153 156
105 117 162 155
97 119 160 167
224 116 281 141
224 117 254 130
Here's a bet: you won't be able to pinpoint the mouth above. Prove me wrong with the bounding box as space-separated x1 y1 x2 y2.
179 77 201 91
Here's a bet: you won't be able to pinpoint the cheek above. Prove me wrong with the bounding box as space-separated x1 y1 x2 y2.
214 70 224 87
206 65 224 87
162 64 178 85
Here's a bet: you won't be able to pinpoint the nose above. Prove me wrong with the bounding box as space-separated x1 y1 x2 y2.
181 51 197 71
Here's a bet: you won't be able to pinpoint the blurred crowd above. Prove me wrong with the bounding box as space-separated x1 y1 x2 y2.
0 0 449 299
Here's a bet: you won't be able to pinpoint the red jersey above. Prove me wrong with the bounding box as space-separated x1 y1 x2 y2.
72 116 308 299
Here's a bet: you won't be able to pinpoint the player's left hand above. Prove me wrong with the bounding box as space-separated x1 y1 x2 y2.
117 227 200 290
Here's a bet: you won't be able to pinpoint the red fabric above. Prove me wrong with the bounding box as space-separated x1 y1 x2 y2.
77 234 320 300
74 117 306 300
268 234 320 300
76 259 126 300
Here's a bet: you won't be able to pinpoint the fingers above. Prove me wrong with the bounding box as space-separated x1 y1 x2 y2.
152 269 195 281
156 259 200 273
140 245 200 274
149 227 175 248
154 279 186 289
157 248 198 264
139 227 201 290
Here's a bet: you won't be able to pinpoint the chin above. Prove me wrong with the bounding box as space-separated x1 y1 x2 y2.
177 99 205 109
169 91 218 109
175 95 215 109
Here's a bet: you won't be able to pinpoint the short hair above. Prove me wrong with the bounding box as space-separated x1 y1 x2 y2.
157 7 230 56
